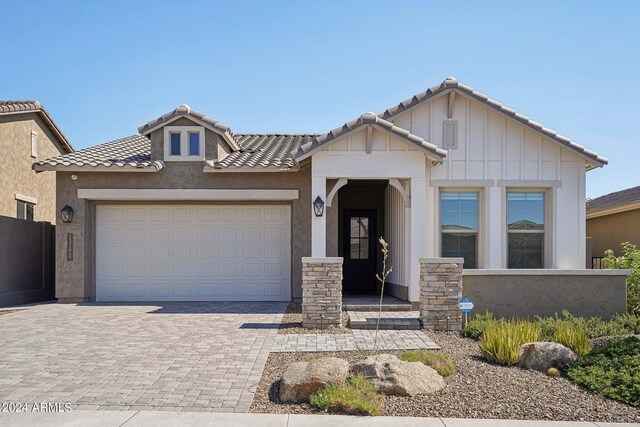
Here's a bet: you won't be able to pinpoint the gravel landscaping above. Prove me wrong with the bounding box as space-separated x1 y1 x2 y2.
278 302 350 334
0 309 25 317
251 331 640 422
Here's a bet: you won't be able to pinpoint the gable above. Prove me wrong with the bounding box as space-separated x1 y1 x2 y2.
382 78 606 169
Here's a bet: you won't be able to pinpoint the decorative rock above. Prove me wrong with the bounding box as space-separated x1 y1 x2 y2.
351 354 445 396
279 357 349 402
518 342 579 372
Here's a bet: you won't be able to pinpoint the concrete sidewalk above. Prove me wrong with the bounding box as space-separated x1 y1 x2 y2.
1 410 638 427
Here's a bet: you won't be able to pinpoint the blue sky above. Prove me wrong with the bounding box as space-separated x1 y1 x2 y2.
1 0 638 198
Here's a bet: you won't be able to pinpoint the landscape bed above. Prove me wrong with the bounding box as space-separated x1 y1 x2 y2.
251 331 640 422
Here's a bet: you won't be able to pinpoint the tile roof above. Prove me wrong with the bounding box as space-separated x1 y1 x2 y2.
292 112 447 161
33 135 162 171
587 185 640 213
137 104 238 150
212 134 318 169
0 100 74 153
380 77 607 168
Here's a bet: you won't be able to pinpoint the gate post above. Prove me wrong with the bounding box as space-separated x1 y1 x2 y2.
419 257 464 331
301 257 343 329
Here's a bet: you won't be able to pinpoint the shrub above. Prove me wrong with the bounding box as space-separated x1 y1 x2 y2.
462 312 497 340
547 367 560 377
603 242 640 315
480 320 541 366
553 321 592 357
309 374 385 416
464 309 640 348
567 337 640 407
399 351 456 377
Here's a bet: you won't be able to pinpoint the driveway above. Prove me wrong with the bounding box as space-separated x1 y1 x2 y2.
0 302 286 413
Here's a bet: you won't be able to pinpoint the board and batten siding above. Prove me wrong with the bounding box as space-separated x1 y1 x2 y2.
385 183 406 287
389 93 587 269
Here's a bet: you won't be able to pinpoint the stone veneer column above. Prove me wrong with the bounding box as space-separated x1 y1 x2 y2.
419 257 464 331
301 257 343 329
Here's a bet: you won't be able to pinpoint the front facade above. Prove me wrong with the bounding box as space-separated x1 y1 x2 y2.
1 101 74 223
34 78 607 304
587 185 640 259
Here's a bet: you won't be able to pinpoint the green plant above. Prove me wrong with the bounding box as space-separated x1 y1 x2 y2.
603 242 640 315
372 237 393 354
479 320 541 366
462 312 497 340
567 336 640 407
547 367 560 377
553 321 592 357
399 351 456 377
468 310 640 342
309 374 385 416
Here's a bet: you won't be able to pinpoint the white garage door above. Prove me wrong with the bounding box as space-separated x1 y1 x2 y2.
96 205 291 301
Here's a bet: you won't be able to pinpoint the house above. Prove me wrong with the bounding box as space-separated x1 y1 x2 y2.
587 185 640 260
1 101 74 223
33 77 608 304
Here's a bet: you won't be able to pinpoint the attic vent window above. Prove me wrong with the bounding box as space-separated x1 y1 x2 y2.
443 120 458 149
163 126 205 161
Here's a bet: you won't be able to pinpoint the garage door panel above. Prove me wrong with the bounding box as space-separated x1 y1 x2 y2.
96 205 290 301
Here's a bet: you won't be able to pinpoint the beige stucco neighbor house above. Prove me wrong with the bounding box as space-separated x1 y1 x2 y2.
34 77 608 304
587 185 640 259
1 101 74 223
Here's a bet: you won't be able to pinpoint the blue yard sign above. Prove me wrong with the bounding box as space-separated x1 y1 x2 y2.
458 297 474 313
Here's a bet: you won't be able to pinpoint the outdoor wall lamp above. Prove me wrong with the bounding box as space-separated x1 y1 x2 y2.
313 196 325 217
61 205 74 223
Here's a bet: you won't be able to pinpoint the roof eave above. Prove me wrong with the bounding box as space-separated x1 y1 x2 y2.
32 162 164 173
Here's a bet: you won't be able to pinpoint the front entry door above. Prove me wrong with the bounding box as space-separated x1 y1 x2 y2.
342 210 377 294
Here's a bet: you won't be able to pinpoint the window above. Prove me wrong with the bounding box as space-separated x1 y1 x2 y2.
507 192 545 268
188 132 200 156
350 216 369 260
31 131 37 158
163 126 205 161
17 200 35 221
440 192 478 268
170 133 181 156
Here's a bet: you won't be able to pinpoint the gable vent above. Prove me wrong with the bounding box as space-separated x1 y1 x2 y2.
443 120 458 149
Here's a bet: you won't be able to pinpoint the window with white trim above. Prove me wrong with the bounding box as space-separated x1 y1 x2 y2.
507 192 545 268
163 126 205 161
17 200 35 221
440 192 478 268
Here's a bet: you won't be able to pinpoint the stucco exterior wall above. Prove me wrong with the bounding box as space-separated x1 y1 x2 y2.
54 165 311 301
587 208 640 257
0 113 67 223
463 271 627 319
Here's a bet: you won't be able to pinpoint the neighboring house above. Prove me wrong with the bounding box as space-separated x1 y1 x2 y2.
587 185 640 259
0 101 74 223
33 77 607 304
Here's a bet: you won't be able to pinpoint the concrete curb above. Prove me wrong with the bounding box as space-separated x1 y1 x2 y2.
0 410 638 427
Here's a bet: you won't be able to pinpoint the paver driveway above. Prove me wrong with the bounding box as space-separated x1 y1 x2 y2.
0 302 286 412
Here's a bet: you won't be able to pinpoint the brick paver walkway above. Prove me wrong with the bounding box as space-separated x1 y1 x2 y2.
272 330 439 352
0 302 285 413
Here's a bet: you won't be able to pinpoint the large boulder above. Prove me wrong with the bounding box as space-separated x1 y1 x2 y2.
351 354 445 396
279 357 349 402
518 342 578 372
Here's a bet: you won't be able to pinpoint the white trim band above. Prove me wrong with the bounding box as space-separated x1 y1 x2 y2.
78 189 299 201
15 193 37 204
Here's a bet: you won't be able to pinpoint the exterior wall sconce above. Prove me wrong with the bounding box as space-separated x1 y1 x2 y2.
313 196 325 217
61 205 74 223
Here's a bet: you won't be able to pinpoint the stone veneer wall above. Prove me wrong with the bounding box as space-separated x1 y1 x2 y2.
419 257 464 331
301 257 343 329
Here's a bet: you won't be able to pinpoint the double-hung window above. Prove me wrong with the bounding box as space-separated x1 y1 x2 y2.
507 192 545 268
440 192 478 268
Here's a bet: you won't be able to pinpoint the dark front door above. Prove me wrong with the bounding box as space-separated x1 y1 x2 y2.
342 209 377 294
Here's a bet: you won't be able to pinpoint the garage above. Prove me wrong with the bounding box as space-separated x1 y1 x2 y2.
96 205 291 301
